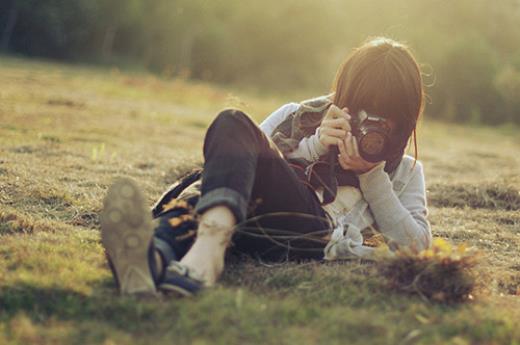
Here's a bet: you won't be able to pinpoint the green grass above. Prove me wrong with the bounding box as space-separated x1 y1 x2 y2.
1 56 519 345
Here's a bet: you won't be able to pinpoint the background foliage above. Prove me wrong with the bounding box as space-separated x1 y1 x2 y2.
1 0 520 124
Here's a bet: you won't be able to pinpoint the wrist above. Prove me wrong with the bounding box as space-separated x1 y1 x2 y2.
315 127 329 155
356 161 385 178
357 162 391 202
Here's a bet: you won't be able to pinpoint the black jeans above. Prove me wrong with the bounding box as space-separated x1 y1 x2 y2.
154 109 332 262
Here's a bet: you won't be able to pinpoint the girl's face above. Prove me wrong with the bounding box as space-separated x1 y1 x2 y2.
333 38 423 163
333 38 423 146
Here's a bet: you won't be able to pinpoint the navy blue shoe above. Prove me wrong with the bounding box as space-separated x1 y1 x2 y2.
158 261 204 297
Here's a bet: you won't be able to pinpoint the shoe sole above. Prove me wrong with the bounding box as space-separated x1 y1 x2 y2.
159 284 195 298
100 177 157 296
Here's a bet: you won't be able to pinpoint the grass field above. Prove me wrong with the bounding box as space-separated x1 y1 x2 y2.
0 56 519 345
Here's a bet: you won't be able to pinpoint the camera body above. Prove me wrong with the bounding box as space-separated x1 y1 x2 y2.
350 110 392 163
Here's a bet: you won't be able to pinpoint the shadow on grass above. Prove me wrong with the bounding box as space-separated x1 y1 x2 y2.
0 265 489 345
0 261 403 328
0 281 168 332
220 258 410 309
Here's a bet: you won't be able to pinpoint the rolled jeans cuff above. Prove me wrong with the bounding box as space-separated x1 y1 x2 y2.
194 187 248 224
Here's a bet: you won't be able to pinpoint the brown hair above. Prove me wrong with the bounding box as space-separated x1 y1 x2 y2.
331 37 424 162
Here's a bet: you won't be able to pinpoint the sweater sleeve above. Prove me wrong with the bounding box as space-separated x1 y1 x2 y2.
260 103 328 161
357 161 432 251
259 102 300 137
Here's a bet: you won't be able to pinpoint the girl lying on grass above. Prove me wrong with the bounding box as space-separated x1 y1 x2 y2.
100 37 432 297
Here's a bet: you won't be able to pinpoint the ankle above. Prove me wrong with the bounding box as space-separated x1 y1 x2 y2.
180 243 225 287
197 219 234 247
199 205 236 229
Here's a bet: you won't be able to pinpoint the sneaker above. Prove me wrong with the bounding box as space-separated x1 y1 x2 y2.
100 177 158 296
158 261 204 297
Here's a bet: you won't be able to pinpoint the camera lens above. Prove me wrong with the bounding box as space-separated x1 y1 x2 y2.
358 132 387 162
360 132 385 154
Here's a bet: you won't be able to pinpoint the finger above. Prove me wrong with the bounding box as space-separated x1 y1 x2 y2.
344 118 351 131
342 108 351 121
338 154 350 170
351 135 361 159
345 132 355 157
348 135 363 164
322 134 344 148
325 104 342 120
337 138 347 157
340 149 356 171
326 104 351 122
337 139 349 168
328 118 351 131
339 108 351 122
322 127 347 140
341 147 354 166
338 138 353 165
321 119 351 131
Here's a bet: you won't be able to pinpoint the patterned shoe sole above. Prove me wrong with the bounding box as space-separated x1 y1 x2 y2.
100 177 156 296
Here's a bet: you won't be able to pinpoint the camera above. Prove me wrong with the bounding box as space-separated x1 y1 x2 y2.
349 110 392 163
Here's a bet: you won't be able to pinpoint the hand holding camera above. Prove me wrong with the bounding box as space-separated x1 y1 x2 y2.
336 132 381 174
318 104 351 149
319 104 392 174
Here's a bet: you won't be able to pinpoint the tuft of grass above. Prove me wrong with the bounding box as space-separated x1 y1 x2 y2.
377 238 479 303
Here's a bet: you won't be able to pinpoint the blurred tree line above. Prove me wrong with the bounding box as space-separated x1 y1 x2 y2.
1 0 519 124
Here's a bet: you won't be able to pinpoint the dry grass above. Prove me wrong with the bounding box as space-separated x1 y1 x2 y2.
377 239 479 303
1 56 519 344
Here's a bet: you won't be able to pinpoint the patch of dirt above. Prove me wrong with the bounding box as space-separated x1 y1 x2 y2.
163 160 202 185
38 194 73 209
135 162 156 170
47 97 85 108
9 145 38 154
0 207 74 234
428 183 520 211
497 273 520 295
70 211 100 228
495 215 520 226
467 150 499 159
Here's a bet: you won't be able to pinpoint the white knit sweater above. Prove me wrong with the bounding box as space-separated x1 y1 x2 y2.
260 103 432 259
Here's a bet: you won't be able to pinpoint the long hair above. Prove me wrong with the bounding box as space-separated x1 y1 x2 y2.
331 37 424 162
